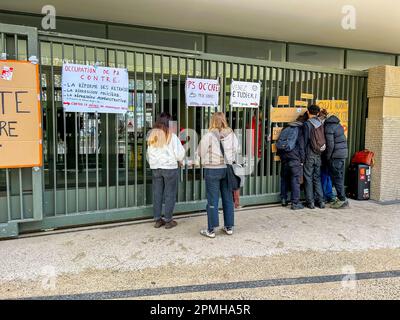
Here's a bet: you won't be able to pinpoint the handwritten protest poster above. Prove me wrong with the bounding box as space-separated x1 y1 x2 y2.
62 63 129 114
230 80 260 108
317 100 349 136
0 61 42 168
185 78 220 107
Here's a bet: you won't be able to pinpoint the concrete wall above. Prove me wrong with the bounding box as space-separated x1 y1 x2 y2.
366 66 400 202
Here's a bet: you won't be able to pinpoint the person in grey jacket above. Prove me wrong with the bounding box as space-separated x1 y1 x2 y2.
324 114 349 209
303 105 325 209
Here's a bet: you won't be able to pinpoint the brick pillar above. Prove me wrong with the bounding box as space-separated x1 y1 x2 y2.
366 66 400 202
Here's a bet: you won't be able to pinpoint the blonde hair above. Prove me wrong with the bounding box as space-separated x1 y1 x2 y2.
209 112 231 132
147 128 171 148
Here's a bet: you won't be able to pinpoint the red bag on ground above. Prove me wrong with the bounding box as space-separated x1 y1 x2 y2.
351 150 375 166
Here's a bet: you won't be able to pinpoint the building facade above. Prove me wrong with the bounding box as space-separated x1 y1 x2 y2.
0 2 398 238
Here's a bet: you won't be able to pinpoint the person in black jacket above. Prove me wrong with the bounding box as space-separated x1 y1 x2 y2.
277 118 305 210
324 114 349 209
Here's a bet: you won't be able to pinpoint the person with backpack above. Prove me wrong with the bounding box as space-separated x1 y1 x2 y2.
303 105 325 209
276 116 305 210
324 113 349 209
147 112 186 229
196 112 239 238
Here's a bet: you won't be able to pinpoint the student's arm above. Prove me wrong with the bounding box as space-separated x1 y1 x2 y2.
298 127 305 163
196 132 211 159
325 126 335 160
172 134 186 162
303 122 309 150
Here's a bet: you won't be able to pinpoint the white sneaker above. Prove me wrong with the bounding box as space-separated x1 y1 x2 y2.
200 229 216 238
223 227 233 235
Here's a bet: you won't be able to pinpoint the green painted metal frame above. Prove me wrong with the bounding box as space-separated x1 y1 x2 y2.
0 26 369 239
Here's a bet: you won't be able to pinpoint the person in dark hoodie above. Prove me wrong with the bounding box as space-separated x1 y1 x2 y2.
303 105 325 209
277 116 305 210
324 113 349 209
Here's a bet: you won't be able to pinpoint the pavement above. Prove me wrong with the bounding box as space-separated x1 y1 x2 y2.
0 200 399 299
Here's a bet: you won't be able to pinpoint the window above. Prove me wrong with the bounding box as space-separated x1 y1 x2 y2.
288 44 344 68
108 25 203 51
346 50 396 70
206 35 285 61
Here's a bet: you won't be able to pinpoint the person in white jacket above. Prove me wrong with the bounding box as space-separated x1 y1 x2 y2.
196 112 239 238
147 112 185 229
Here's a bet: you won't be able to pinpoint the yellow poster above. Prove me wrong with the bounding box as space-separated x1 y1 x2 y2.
317 100 349 136
277 96 289 106
301 93 314 100
0 60 42 168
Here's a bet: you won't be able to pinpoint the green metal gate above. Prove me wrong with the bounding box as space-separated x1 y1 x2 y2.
0 23 368 238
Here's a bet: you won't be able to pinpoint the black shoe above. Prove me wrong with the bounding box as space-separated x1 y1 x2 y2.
281 199 288 207
306 203 315 209
316 202 325 209
291 203 304 210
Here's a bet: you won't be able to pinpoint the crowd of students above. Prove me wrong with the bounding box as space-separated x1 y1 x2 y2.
146 106 348 239
277 104 349 211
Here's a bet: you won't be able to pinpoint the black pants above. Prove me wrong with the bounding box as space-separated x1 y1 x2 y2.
303 154 324 204
280 161 302 204
152 168 179 222
329 158 346 201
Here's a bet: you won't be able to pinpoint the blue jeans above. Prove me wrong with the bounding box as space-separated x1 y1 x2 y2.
204 168 234 232
152 168 179 222
321 165 334 201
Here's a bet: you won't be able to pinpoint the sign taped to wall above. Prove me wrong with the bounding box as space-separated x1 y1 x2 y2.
230 80 260 108
62 63 129 114
0 60 42 168
185 78 220 107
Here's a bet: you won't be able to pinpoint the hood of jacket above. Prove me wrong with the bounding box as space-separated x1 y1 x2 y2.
308 117 322 129
325 115 340 124
210 128 234 140
288 120 304 127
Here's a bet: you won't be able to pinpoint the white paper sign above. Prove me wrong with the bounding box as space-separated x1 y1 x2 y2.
185 78 220 107
230 80 261 108
62 63 129 114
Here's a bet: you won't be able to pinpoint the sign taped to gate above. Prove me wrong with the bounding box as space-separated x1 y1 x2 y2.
270 107 307 123
185 78 220 107
230 80 260 108
62 63 129 114
0 60 42 168
317 100 349 136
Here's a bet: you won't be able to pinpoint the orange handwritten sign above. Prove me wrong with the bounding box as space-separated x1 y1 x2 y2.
272 127 283 140
0 60 42 168
277 96 289 106
317 100 349 137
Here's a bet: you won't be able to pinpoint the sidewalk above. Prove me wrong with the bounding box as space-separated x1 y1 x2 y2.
0 200 399 299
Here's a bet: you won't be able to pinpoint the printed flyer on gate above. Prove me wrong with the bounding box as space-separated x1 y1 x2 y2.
62 63 129 114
